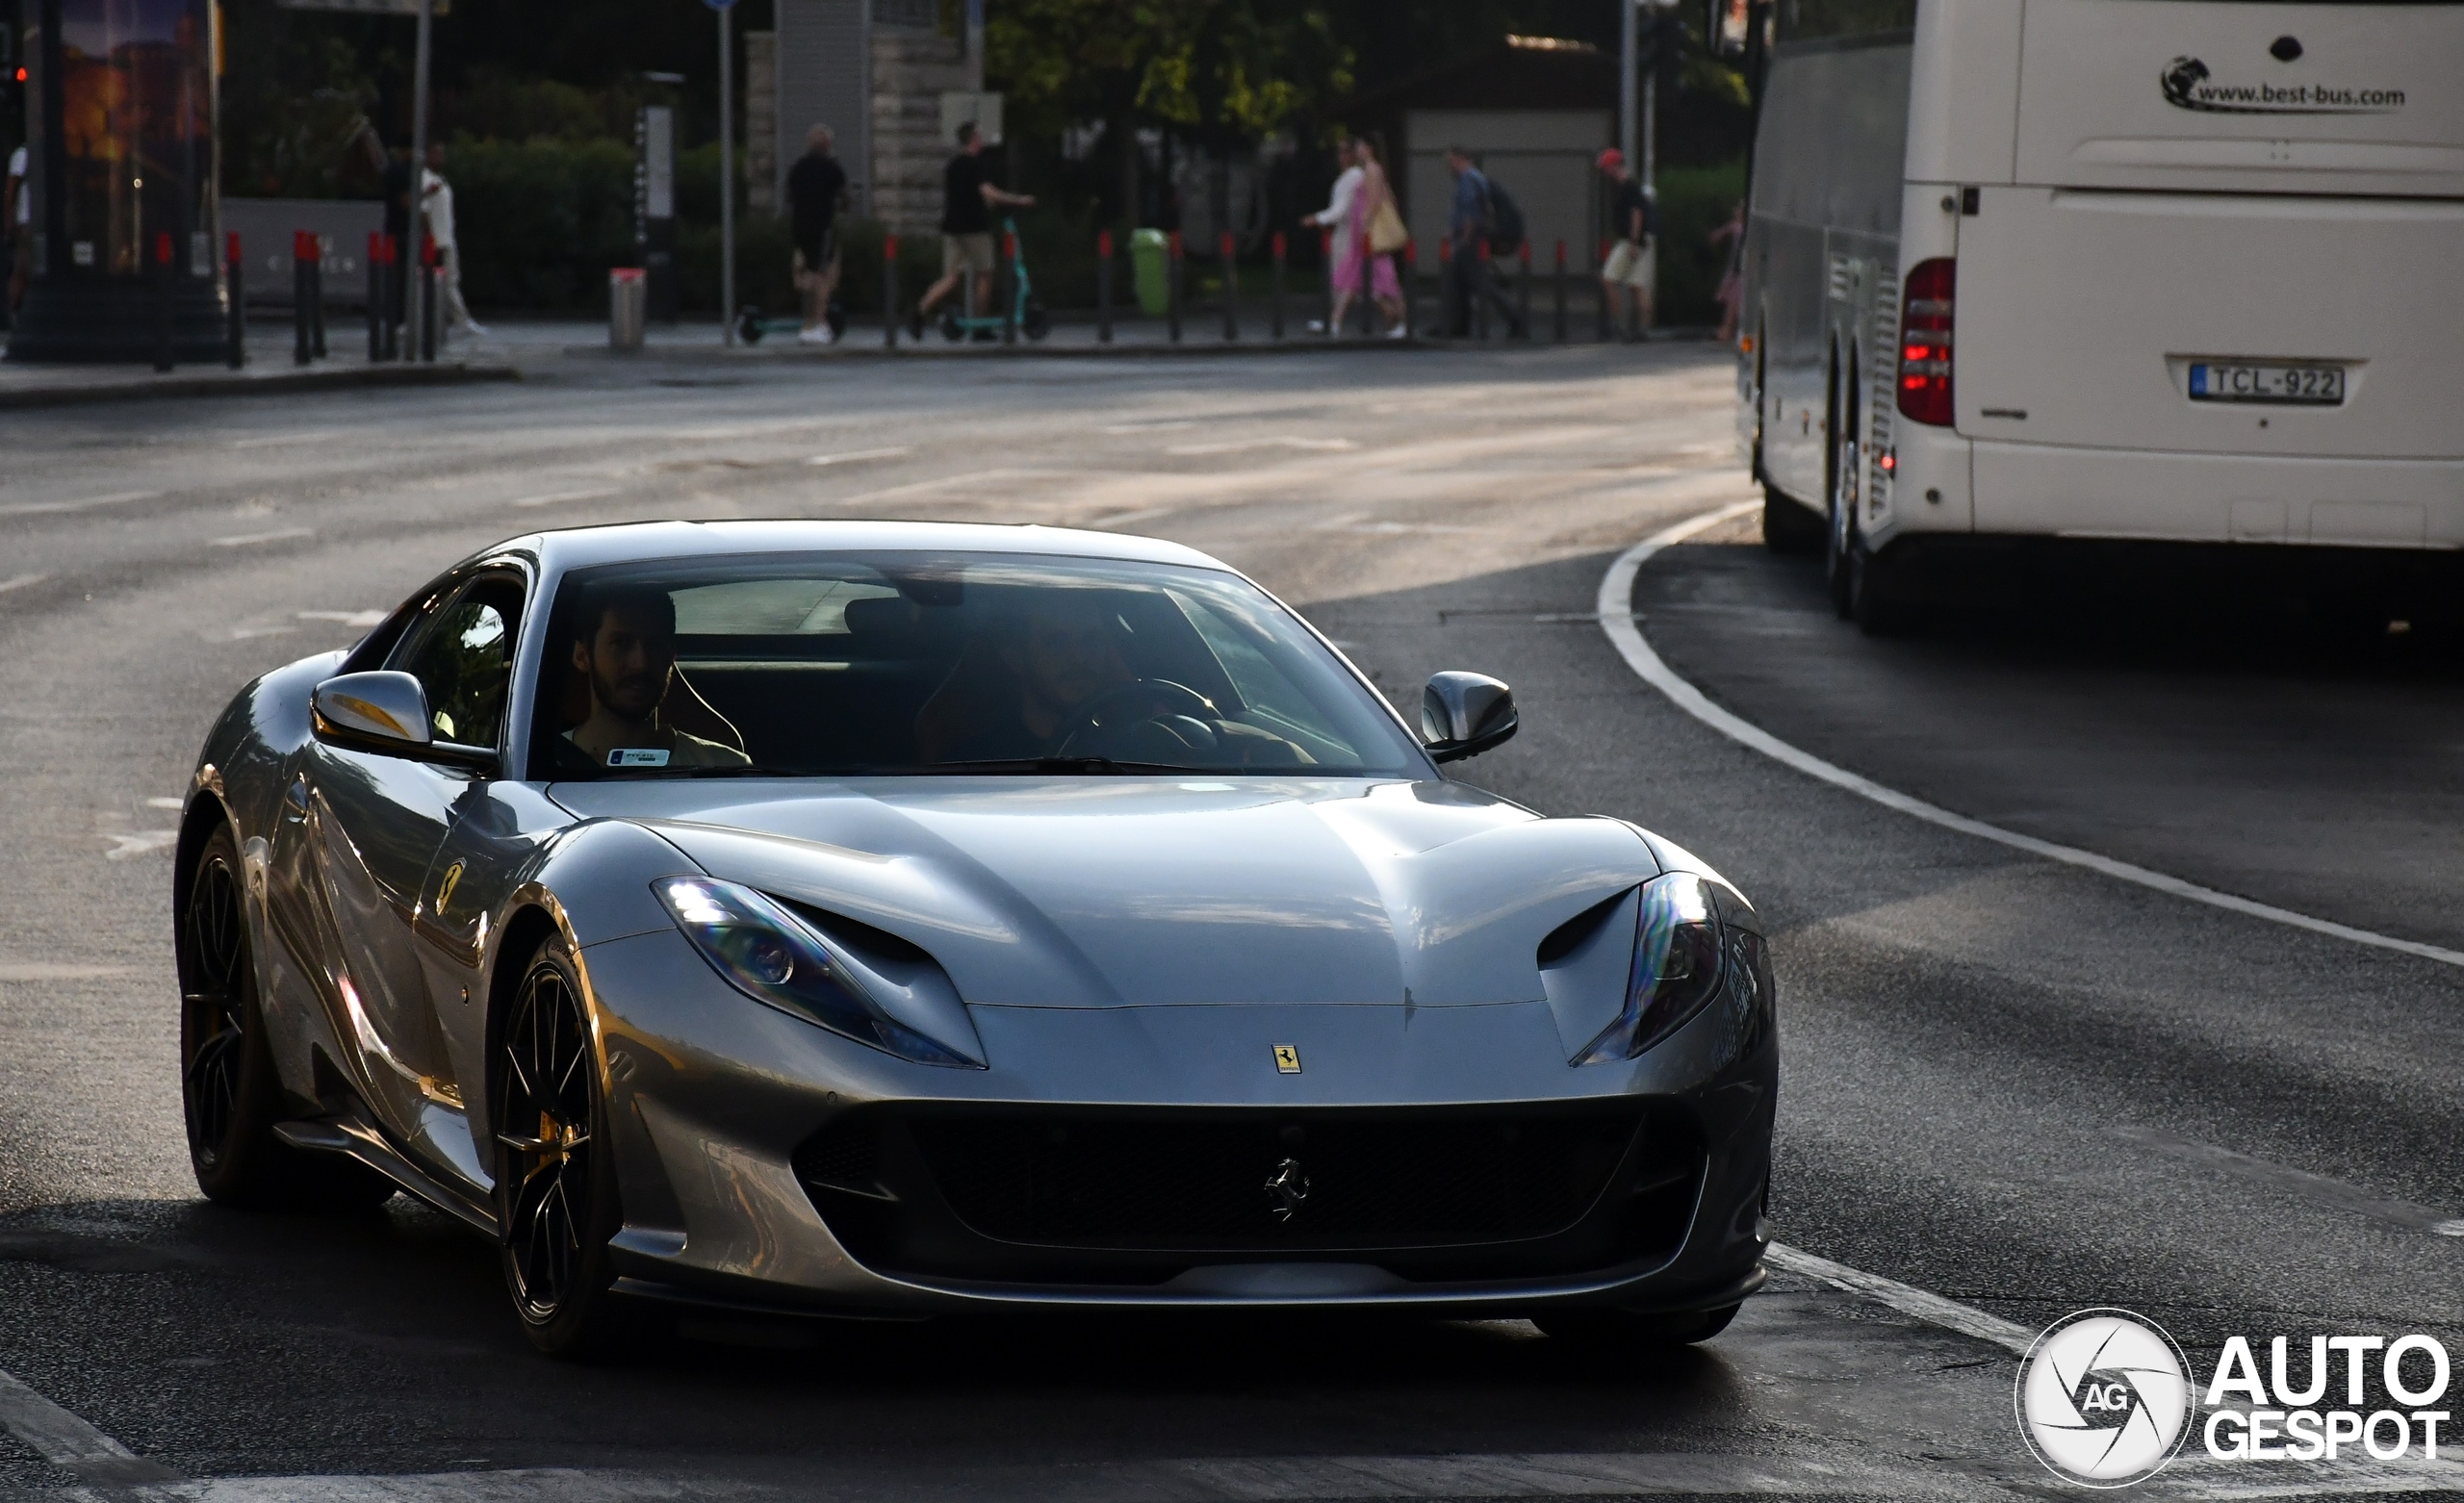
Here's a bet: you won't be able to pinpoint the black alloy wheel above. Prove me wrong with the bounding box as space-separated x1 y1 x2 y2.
495 936 625 1357
179 823 394 1210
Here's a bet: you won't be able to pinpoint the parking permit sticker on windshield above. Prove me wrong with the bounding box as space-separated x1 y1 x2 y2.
608 749 671 768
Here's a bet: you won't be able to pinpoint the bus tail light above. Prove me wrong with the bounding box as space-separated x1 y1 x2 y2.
1898 258 1955 426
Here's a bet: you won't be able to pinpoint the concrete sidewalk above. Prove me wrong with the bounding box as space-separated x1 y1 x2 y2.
0 319 518 409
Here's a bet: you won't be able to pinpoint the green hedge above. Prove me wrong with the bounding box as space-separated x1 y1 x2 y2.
1653 159 1746 330
446 136 637 312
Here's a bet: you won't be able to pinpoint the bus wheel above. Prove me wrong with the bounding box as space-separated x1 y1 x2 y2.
1850 540 1917 637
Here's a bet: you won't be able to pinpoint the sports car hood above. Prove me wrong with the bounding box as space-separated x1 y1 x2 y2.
552 778 1659 1009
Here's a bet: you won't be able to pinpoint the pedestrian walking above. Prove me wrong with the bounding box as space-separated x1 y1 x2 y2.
1597 148 1657 342
1709 198 1746 344
786 124 848 345
1300 140 1364 335
1356 134 1410 339
5 142 29 319
1437 146 1526 339
911 121 1035 342
420 144 486 340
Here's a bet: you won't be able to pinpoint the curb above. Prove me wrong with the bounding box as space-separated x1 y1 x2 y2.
0 360 521 411
563 335 1441 363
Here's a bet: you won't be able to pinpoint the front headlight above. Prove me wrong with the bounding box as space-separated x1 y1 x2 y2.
654 877 983 1068
1571 872 1728 1065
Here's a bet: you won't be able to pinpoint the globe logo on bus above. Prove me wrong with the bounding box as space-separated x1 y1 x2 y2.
2015 1310 2194 1488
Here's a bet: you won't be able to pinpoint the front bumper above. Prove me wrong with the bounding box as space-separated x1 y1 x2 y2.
578 929 1776 1317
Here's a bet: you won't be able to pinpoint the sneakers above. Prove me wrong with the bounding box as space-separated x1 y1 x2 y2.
1386 323 1409 341
1305 319 1329 335
798 324 834 345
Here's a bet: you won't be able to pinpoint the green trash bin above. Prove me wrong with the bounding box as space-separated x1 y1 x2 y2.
1129 228 1170 318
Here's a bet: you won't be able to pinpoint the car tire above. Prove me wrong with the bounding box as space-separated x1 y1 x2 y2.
1535 1302 1741 1347
1761 489 1824 556
494 933 629 1360
179 824 395 1211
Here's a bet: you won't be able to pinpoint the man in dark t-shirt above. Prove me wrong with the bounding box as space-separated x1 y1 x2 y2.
911 121 1035 338
1598 148 1658 341
785 125 849 344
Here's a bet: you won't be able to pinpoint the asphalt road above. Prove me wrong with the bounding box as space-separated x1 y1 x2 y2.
1 343 2458 1501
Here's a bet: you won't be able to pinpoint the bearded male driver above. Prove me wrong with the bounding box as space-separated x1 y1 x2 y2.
560 586 749 772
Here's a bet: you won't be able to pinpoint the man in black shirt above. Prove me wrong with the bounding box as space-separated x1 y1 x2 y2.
911 121 1035 338
786 125 849 344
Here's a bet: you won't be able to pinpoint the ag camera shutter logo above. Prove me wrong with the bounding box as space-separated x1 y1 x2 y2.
2016 1309 2194 1488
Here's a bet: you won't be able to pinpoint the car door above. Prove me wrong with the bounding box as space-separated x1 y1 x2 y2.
298 570 526 1180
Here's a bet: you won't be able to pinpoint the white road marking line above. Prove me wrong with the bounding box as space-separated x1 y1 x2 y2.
0 1365 181 1485
0 573 50 595
1765 1242 2035 1357
220 625 298 641
1088 506 1178 529
0 962 135 982
103 829 179 859
1167 436 1361 456
0 489 162 518
296 609 390 627
228 429 340 449
210 526 316 548
808 446 914 468
1597 502 2464 971
146 797 186 809
509 488 620 509
2111 1125 2464 1236
1101 420 1195 433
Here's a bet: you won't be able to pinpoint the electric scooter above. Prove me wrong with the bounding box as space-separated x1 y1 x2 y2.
938 217 1051 343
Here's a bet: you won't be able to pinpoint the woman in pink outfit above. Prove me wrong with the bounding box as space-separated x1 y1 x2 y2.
1354 135 1408 337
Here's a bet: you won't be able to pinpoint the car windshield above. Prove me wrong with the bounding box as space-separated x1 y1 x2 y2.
529 551 1429 780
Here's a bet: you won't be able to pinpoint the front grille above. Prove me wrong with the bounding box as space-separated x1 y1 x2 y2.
795 1104 1699 1287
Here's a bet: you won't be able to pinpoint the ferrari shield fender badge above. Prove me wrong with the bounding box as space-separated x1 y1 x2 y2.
435 861 465 914
1265 1158 1310 1221
1272 1043 1301 1074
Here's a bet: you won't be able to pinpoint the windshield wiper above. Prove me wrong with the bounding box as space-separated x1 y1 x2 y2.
922 756 1207 776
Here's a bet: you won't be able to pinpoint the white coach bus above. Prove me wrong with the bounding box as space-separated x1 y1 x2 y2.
1733 0 2464 629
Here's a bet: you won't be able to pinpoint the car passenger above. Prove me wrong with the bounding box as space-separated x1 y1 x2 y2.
561 586 750 772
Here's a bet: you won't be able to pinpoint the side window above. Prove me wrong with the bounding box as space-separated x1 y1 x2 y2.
392 575 526 750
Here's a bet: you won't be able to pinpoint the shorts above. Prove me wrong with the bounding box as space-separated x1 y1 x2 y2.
942 232 996 278
1603 239 1654 289
792 230 840 288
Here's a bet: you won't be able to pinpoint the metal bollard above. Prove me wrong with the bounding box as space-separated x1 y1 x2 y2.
1168 232 1184 344
1507 240 1527 340
993 231 1012 345
294 231 315 366
1096 229 1114 344
1270 232 1286 339
1438 237 1453 338
1476 242 1492 343
226 233 246 369
1220 231 1239 342
1596 238 1613 343
884 234 901 348
367 234 385 362
1321 229 1335 333
154 232 175 373
420 236 439 362
1357 234 1376 337
309 238 328 360
1553 240 1569 344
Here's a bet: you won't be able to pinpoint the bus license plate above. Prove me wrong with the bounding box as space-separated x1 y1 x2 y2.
2189 362 2345 405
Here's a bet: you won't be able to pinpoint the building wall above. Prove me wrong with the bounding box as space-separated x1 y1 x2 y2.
871 25 980 235
746 31 779 216
1403 109 1613 271
774 0 871 217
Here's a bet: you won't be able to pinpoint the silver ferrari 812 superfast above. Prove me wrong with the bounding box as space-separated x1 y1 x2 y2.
175 522 1774 1354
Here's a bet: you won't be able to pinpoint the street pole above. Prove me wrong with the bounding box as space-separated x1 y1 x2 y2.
406 0 432 362
1620 0 1639 171
719 0 736 348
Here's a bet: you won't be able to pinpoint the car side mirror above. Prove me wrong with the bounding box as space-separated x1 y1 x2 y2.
311 672 498 774
1421 672 1519 764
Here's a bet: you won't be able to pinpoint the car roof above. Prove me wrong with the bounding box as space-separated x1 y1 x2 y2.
519 520 1230 576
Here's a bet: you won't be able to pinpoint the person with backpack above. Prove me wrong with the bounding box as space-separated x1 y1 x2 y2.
1437 145 1527 340
1598 148 1658 341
